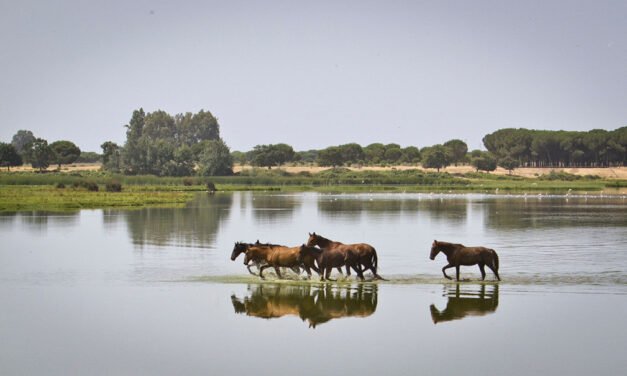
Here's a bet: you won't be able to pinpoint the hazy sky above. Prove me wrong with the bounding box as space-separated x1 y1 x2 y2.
1 0 626 152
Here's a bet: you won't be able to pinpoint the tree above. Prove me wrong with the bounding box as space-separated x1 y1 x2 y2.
101 141 122 172
249 144 296 168
383 144 403 164
363 143 386 164
11 130 35 159
400 146 421 164
0 142 22 171
28 138 54 172
443 139 468 166
230 151 247 165
470 150 497 173
198 139 233 176
421 145 450 172
498 156 520 175
317 146 344 167
338 143 364 165
50 140 81 169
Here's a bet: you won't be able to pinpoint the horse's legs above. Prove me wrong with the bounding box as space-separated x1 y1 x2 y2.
351 265 365 281
259 265 271 279
325 267 335 281
274 266 282 279
290 266 301 275
442 264 453 280
487 264 501 281
246 264 259 276
336 267 343 275
478 263 486 281
455 265 460 281
345 265 351 276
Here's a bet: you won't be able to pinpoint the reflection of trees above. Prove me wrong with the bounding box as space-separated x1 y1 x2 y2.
484 197 627 230
318 196 467 222
231 283 378 328
123 193 232 247
246 193 301 223
430 284 499 324
0 211 80 231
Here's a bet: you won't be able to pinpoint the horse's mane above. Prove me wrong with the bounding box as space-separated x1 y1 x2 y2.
436 241 465 249
312 233 336 245
253 241 286 248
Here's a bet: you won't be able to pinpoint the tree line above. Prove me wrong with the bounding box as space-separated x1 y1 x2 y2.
0 130 83 171
483 127 627 168
2 112 625 176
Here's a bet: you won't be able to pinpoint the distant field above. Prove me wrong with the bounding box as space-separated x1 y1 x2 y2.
233 164 627 179
8 163 627 179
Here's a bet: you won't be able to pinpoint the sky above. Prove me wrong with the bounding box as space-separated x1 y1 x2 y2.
0 0 626 152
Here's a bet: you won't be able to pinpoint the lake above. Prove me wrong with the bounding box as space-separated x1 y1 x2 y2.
1 192 626 375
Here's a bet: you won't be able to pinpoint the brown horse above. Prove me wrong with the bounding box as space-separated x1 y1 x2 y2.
244 243 316 280
231 241 303 276
299 244 361 281
307 232 384 280
429 240 501 281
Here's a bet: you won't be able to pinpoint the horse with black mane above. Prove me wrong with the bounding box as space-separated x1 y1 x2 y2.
231 241 302 276
306 232 384 280
429 240 500 281
243 243 321 280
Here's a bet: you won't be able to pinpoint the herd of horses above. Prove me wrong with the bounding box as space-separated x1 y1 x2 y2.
231 232 501 282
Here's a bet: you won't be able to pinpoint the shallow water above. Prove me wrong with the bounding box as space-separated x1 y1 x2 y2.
1 192 626 375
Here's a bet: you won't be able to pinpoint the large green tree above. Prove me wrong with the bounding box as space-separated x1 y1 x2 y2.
50 140 81 169
28 138 54 172
317 146 344 167
421 145 450 172
101 141 123 172
249 144 296 168
198 139 233 176
0 142 23 171
443 139 468 166
11 130 35 160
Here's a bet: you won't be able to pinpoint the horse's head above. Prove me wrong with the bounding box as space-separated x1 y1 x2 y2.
307 232 318 247
231 242 248 261
299 244 321 263
430 240 440 260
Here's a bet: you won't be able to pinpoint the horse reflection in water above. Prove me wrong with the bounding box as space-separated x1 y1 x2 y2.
430 284 499 324
231 284 378 328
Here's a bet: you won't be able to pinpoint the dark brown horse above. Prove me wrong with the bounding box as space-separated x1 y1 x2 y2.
429 240 501 281
307 232 384 280
299 243 361 281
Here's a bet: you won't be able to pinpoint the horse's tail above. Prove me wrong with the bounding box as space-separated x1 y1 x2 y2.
372 249 378 273
492 250 499 271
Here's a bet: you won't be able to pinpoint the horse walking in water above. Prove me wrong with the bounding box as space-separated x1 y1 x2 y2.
231 241 303 276
307 232 384 280
244 243 319 280
299 244 360 281
429 240 501 281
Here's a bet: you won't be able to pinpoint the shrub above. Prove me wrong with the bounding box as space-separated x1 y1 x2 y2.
105 181 122 192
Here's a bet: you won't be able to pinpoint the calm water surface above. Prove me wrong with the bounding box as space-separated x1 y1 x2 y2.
1 192 626 375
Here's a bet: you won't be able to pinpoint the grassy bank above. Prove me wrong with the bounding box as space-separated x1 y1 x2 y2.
1 168 625 211
0 185 194 212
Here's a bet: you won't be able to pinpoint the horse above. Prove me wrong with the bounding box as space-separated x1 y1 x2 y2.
299 242 362 281
429 240 501 281
307 232 384 280
231 241 302 276
244 243 314 280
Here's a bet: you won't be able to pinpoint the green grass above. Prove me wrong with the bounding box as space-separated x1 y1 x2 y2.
0 185 194 212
